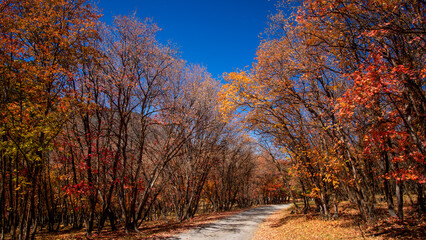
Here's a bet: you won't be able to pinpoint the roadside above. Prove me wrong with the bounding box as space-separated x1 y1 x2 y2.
36 207 254 239
251 202 425 240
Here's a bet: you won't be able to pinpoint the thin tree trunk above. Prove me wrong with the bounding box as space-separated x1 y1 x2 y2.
418 183 425 214
396 180 404 220
383 151 397 217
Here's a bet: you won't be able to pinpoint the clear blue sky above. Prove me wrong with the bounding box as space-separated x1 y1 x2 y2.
97 0 286 79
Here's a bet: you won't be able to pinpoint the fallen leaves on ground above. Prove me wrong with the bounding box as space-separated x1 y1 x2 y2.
36 208 247 240
252 202 425 240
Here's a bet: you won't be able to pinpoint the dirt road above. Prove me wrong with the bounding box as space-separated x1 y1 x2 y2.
169 204 291 240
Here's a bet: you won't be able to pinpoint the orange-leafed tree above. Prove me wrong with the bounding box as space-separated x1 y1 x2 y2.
0 0 99 238
219 0 425 221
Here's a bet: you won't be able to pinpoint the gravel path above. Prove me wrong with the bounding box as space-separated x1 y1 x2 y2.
169 204 291 240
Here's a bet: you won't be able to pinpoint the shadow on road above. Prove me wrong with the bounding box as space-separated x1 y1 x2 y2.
170 204 291 240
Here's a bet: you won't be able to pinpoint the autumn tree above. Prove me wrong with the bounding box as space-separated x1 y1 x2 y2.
220 0 425 221
159 65 227 221
85 15 182 232
204 132 258 211
0 0 99 238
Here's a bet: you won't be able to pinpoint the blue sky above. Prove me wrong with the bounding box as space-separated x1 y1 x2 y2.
98 0 285 79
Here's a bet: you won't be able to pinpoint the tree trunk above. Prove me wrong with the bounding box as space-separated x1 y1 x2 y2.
418 183 425 214
384 179 397 217
396 180 404 220
382 144 397 217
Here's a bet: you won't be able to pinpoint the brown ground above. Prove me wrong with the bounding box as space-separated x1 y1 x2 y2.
27 202 426 240
36 208 247 240
252 202 426 240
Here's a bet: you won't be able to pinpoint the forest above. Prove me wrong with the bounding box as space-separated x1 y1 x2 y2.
0 0 424 239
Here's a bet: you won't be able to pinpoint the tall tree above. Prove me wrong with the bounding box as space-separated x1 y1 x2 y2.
0 0 99 238
220 0 425 221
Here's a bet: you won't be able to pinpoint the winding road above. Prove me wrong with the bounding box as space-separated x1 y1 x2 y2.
169 204 291 240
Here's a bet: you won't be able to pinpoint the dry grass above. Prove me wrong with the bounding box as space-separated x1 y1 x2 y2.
252 202 425 240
